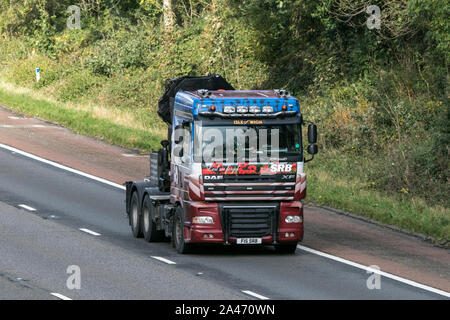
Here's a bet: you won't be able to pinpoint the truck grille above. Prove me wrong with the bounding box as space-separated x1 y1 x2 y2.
222 174 294 183
204 182 295 201
222 206 278 239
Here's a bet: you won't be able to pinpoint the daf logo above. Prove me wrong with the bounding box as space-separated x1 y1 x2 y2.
204 175 224 180
282 174 295 180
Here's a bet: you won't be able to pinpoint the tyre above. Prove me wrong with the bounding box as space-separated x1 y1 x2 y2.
142 195 165 242
130 192 143 238
173 206 192 254
274 243 297 254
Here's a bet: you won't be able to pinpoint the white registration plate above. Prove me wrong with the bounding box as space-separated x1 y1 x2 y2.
236 238 262 245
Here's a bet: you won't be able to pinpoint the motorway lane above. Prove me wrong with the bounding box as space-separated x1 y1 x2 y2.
0 272 59 300
0 202 246 300
0 147 447 299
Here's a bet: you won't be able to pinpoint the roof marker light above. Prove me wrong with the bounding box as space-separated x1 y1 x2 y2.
224 106 235 113
262 106 274 113
237 106 248 113
249 106 260 113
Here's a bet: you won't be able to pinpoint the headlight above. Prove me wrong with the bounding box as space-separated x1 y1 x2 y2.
285 215 302 223
193 216 214 224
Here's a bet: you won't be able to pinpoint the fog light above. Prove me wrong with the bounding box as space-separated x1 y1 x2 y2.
262 106 274 113
285 216 302 223
193 216 213 224
208 234 214 238
285 232 289 237
290 233 295 237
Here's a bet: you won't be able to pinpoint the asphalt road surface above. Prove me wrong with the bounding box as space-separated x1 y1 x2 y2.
0 146 447 300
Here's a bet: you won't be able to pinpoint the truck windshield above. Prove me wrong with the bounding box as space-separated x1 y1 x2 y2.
193 123 302 163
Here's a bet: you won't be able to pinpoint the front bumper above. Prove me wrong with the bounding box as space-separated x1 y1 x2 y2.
183 201 304 244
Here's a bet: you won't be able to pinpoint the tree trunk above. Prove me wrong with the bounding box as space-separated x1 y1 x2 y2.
162 0 175 32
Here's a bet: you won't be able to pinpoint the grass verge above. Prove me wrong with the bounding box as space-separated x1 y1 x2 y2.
0 84 448 244
307 162 449 244
0 86 164 151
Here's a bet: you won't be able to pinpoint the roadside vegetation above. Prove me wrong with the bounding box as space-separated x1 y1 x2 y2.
0 0 448 243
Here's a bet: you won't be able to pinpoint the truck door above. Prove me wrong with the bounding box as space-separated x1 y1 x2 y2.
171 118 192 200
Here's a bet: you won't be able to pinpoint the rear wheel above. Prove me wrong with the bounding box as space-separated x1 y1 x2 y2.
142 195 165 242
173 206 192 254
274 243 297 254
130 192 143 238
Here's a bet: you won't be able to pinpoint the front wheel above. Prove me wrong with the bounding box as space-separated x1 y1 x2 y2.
173 206 192 254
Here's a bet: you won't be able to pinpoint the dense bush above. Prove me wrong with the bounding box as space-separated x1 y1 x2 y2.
0 0 448 207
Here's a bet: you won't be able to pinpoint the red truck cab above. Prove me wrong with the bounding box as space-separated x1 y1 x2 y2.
125 75 318 254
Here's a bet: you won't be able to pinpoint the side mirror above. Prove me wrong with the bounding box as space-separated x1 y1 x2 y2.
307 144 318 155
308 123 317 144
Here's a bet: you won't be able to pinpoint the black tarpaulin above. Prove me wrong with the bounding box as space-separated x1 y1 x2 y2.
157 74 234 125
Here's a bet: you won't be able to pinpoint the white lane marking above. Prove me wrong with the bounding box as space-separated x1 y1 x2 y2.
79 228 101 236
8 116 21 120
151 256 177 265
297 245 450 298
0 143 125 190
121 153 146 157
50 292 72 300
0 125 50 128
18 204 36 211
242 290 269 300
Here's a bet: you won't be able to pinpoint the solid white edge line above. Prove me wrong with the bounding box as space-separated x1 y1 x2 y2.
151 256 177 265
0 125 51 128
121 153 146 157
242 290 269 300
0 143 125 190
50 293 72 300
297 245 450 298
18 204 36 211
79 228 101 236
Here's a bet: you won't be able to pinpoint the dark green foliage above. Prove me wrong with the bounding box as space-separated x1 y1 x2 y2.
0 0 448 208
